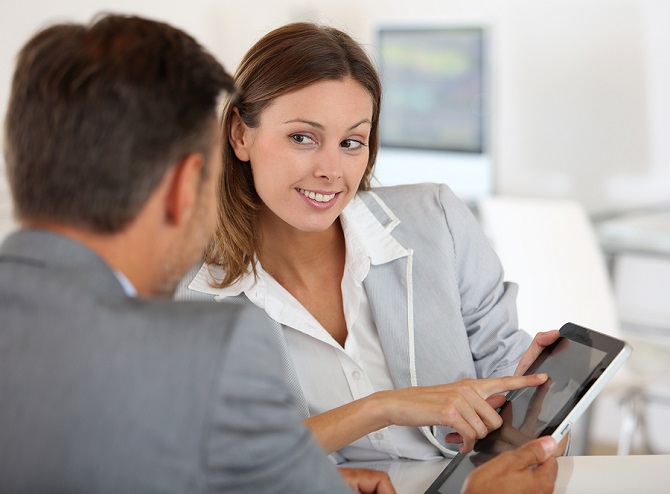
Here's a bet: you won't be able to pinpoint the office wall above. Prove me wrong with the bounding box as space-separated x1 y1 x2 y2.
1 0 669 216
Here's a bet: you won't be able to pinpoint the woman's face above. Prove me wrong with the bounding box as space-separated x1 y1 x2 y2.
231 76 373 234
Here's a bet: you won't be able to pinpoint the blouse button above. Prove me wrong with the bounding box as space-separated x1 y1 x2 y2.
352 370 361 380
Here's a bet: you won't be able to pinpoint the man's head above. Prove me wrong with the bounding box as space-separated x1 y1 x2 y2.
4 14 233 232
3 14 235 295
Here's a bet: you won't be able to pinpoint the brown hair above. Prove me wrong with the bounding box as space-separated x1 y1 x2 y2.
205 22 382 287
4 14 234 232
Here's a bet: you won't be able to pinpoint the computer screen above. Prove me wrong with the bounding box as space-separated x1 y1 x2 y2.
377 26 486 153
373 26 492 201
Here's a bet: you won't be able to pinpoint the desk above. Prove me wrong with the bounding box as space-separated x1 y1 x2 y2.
369 455 670 493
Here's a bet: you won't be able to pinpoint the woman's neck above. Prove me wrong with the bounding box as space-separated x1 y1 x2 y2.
258 213 346 288
258 210 349 345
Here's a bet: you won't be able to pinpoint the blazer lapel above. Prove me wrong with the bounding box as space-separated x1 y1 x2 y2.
355 190 417 390
364 258 413 390
267 318 311 419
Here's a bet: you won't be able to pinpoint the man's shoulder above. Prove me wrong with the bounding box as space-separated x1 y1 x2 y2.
133 294 250 323
122 296 272 352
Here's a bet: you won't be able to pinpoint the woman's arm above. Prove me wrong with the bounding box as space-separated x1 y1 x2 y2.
303 373 549 454
304 394 389 454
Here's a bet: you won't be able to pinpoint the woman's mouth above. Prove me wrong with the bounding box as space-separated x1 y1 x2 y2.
297 188 337 203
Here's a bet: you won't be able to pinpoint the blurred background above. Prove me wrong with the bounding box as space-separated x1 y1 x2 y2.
2 0 669 455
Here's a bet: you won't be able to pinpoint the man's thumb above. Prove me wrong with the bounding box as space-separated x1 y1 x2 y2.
514 437 557 467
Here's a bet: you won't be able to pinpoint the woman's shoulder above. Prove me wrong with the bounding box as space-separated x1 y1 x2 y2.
361 182 465 215
366 181 444 198
357 182 481 241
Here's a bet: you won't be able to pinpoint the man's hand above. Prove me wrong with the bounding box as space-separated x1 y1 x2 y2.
462 437 558 494
337 467 396 494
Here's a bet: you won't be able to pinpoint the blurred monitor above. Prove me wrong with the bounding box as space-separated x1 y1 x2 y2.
373 26 492 202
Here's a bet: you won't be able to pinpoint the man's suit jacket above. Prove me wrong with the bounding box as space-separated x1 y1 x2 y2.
0 230 351 493
181 183 532 457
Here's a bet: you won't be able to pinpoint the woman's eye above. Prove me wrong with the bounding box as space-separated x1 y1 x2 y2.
341 139 366 150
291 134 315 145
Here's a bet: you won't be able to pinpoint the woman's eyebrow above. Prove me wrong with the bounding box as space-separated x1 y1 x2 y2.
283 118 372 131
283 119 324 129
348 118 372 131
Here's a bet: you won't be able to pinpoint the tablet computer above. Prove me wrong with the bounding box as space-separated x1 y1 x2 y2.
424 322 631 494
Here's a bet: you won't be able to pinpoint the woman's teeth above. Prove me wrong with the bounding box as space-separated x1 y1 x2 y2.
298 188 336 203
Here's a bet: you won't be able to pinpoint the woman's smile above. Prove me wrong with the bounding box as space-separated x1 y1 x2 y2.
296 188 339 209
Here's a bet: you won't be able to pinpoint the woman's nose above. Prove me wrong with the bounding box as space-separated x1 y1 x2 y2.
314 147 342 182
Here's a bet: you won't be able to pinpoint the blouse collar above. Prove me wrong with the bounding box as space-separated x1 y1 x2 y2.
187 193 409 299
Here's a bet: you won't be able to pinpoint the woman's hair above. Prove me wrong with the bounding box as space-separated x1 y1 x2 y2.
205 22 382 287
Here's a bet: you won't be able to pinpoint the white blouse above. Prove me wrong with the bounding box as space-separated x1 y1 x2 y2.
192 196 442 461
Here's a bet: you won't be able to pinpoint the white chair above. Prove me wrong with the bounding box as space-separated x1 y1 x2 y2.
611 253 670 453
478 196 620 335
477 195 669 455
613 254 670 337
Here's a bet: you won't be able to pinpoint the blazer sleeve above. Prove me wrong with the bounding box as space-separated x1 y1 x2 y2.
437 184 531 378
203 304 353 494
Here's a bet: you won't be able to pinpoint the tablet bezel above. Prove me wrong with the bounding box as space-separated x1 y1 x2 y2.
424 322 631 494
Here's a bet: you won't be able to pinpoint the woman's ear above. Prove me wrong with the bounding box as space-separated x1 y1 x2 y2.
229 107 252 162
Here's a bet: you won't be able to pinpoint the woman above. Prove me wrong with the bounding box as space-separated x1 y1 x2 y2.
179 22 558 462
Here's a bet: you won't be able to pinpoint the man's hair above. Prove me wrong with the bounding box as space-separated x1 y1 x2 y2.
4 14 235 232
206 22 382 287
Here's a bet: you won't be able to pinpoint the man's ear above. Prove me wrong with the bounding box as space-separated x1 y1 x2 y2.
229 107 252 162
164 152 204 226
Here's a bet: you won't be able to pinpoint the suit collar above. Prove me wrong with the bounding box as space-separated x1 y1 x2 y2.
0 229 127 298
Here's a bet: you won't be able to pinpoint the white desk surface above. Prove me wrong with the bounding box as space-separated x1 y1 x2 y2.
370 454 670 493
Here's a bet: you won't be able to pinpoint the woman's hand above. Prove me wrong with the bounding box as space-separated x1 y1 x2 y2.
374 373 548 453
514 330 561 376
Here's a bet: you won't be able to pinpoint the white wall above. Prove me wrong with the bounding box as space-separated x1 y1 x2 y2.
1 0 669 216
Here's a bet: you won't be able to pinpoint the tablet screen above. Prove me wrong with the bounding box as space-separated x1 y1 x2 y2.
425 323 628 494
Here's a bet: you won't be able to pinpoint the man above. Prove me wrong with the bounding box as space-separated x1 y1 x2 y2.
0 14 378 493
0 13 557 493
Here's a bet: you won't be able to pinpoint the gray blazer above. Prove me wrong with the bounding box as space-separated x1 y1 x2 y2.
0 230 352 493
180 183 531 457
